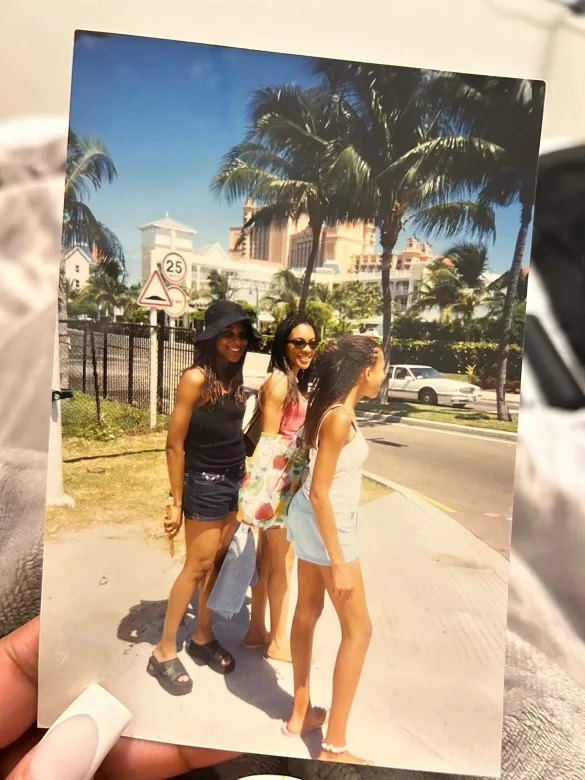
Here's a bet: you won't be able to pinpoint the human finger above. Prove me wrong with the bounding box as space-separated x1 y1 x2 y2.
0 618 39 748
7 684 130 780
98 736 236 779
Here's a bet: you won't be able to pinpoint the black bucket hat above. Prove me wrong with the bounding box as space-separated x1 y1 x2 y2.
196 300 260 342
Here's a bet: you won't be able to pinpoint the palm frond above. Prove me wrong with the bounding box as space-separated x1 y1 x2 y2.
66 131 118 201
409 200 496 242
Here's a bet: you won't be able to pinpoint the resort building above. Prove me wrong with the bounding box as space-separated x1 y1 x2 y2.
229 200 376 274
140 215 283 308
140 214 441 315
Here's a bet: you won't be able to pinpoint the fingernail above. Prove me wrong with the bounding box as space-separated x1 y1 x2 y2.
29 684 131 780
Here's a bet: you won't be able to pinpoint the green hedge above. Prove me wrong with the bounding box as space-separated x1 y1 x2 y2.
388 339 523 381
258 335 523 383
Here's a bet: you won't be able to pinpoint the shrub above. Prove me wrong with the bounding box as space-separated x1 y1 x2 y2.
388 339 523 382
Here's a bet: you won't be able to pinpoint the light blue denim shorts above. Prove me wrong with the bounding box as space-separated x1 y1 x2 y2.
287 489 359 567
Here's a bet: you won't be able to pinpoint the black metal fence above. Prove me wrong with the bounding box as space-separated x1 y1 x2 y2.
61 320 200 431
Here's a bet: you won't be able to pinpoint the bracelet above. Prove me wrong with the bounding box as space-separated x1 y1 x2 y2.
321 742 347 755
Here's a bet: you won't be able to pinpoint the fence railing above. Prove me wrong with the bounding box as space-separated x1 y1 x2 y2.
61 320 200 431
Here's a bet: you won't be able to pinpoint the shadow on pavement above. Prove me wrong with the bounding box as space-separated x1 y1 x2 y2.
117 594 294 727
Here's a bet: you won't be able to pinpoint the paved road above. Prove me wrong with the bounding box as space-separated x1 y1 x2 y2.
360 419 516 558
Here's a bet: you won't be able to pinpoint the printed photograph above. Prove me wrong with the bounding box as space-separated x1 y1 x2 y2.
38 30 545 776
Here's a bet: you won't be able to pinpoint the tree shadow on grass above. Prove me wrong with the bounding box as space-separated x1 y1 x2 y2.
117 593 294 728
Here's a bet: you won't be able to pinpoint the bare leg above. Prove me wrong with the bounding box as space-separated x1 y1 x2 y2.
193 512 239 647
244 529 270 647
266 527 296 662
285 560 327 735
318 560 373 765
153 518 225 680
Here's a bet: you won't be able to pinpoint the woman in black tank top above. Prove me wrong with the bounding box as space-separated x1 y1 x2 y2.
147 301 258 695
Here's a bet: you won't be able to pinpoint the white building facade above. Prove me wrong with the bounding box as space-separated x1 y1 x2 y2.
62 246 95 290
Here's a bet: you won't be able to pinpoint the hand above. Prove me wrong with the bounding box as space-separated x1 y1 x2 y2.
0 618 237 779
164 503 183 540
332 562 354 600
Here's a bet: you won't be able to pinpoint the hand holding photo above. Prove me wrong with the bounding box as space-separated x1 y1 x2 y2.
38 30 545 777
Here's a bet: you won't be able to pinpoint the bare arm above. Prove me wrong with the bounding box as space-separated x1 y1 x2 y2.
166 368 204 507
309 408 352 566
260 372 288 436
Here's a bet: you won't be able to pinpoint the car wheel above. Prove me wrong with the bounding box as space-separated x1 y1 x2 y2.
418 388 438 406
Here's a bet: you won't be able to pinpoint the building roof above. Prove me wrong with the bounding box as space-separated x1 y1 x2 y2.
139 215 197 234
62 246 96 265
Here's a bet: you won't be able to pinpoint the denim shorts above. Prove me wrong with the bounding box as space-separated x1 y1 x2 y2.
287 489 359 567
183 464 245 522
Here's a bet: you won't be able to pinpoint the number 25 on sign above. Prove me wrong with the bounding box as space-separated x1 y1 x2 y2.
162 252 187 285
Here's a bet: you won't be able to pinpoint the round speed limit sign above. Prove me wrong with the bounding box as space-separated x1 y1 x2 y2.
161 252 187 285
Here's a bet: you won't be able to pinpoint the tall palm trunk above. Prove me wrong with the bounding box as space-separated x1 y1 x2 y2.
378 215 402 403
298 220 323 314
496 201 532 421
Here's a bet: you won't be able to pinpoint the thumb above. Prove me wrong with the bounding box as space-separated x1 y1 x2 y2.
8 685 131 780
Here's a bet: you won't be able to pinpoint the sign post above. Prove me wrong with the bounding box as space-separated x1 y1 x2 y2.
138 251 189 429
149 308 158 429
138 269 174 429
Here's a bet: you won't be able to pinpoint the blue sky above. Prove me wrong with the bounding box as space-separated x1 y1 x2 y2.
70 34 533 284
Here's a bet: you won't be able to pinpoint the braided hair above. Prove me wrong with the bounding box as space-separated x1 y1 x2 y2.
269 314 317 408
304 335 380 448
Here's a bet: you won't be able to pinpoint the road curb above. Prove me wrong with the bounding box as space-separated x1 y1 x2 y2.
357 409 517 441
362 470 510 578
363 470 455 518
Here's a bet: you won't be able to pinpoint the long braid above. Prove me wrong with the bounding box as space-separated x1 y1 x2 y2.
305 335 379 448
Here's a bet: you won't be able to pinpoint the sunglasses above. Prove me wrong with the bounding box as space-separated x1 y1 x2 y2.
287 338 319 350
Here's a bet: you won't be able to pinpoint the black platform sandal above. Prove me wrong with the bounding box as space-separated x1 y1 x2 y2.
186 639 235 675
146 654 193 696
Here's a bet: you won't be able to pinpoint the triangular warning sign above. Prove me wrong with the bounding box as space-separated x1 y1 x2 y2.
137 269 173 309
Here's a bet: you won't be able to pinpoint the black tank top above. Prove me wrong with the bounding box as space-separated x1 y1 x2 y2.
184 395 245 474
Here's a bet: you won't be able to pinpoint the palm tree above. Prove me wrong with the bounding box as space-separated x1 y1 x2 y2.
428 75 544 419
77 271 125 320
211 85 359 313
206 269 238 301
63 131 125 276
412 266 462 320
314 62 499 384
444 288 490 341
260 269 302 314
60 130 125 385
441 242 489 292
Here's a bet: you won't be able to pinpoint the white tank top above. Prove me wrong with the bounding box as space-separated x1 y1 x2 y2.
302 404 369 513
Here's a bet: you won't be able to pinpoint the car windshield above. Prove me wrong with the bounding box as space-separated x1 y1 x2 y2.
410 367 444 379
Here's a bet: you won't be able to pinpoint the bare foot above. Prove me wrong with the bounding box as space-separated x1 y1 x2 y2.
318 749 373 765
285 706 328 737
243 628 270 648
266 639 292 663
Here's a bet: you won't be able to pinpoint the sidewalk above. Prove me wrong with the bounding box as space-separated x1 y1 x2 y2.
39 488 508 777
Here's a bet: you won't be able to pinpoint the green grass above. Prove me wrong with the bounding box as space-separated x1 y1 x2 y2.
444 373 468 383
62 392 168 440
47 432 389 542
359 400 517 433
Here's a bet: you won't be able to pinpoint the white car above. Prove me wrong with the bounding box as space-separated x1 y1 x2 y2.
387 365 481 407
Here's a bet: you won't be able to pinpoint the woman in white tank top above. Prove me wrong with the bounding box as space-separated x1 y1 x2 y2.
284 335 386 765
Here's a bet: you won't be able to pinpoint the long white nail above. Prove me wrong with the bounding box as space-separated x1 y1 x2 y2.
29 684 131 780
